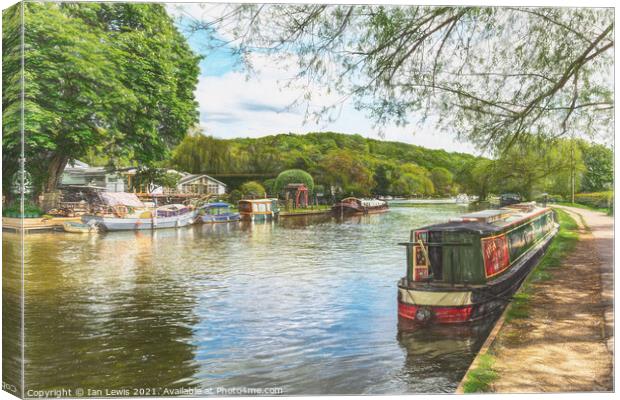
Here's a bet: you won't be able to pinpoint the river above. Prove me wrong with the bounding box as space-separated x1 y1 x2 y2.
3 205 496 395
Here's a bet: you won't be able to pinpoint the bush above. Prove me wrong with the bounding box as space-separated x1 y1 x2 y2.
274 169 315 194
239 181 266 198
574 191 613 209
3 203 42 218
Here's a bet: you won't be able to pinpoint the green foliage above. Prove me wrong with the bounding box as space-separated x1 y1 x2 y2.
2 3 200 194
390 163 435 196
171 132 476 196
274 169 315 193
574 191 613 209
199 6 613 149
462 354 498 393
131 167 181 192
228 189 243 204
430 167 453 196
3 202 42 218
239 181 266 198
262 178 277 195
456 159 496 201
579 142 613 192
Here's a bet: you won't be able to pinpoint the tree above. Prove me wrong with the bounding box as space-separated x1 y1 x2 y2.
457 159 497 201
131 167 181 193
262 178 277 195
391 163 434 196
579 142 613 192
430 167 453 196
189 5 613 149
274 169 315 194
319 149 374 196
2 3 200 195
493 137 584 200
171 133 233 174
239 181 266 198
392 173 434 197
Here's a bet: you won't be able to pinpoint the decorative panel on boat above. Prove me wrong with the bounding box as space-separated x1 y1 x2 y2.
482 234 510 278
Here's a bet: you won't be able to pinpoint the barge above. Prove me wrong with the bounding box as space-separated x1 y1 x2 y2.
332 197 389 216
238 199 280 221
397 203 558 324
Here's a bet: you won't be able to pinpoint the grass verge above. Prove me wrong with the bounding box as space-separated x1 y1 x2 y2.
462 354 498 393
461 209 579 393
505 208 579 321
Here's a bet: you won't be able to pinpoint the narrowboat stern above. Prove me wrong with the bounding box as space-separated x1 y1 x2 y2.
397 204 558 324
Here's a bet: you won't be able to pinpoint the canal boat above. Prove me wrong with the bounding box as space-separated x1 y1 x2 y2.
238 199 280 221
196 202 241 223
397 203 558 324
85 204 196 231
332 197 389 215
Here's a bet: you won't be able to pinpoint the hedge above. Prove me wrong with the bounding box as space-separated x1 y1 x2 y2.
574 191 613 209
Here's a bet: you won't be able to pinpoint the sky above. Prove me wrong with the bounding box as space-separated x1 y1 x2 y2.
166 3 479 155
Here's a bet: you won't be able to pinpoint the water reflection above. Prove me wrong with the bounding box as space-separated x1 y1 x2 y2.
6 205 499 394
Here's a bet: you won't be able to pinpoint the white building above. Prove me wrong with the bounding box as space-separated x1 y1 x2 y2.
174 174 227 195
60 161 125 192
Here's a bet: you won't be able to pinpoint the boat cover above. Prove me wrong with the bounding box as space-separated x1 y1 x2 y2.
99 192 145 208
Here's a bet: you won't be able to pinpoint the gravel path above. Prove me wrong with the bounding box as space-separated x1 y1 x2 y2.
489 206 613 393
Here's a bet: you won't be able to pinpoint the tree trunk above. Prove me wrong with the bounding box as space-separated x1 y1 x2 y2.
44 153 69 193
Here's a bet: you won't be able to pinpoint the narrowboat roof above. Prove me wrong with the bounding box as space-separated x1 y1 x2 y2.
204 202 231 208
418 205 551 235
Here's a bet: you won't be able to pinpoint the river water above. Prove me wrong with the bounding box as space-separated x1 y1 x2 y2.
4 205 496 395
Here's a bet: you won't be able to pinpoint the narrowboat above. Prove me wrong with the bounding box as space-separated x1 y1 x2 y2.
332 197 389 215
196 202 241 223
397 203 558 324
238 199 280 221
86 204 196 231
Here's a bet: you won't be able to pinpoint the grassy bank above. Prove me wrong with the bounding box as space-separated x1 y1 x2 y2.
461 209 579 393
279 205 332 215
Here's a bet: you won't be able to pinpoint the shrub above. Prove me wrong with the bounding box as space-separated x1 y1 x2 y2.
239 181 266 198
574 191 613 209
274 169 315 193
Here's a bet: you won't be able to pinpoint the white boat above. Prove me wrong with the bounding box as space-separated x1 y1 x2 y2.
84 204 196 231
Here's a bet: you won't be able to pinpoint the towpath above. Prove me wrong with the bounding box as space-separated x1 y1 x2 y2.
489 205 613 392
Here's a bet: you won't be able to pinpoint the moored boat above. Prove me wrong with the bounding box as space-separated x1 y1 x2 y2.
397 203 558 324
238 199 280 221
89 204 196 231
332 197 388 215
63 221 99 233
196 202 241 223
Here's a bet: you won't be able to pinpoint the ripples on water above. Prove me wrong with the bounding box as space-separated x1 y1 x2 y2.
3 206 496 394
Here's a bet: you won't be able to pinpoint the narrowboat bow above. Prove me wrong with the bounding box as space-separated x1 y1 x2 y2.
397 203 558 324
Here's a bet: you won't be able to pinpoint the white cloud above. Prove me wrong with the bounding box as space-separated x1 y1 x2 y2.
195 52 479 155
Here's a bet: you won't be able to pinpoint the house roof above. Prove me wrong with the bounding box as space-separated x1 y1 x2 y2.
178 174 227 187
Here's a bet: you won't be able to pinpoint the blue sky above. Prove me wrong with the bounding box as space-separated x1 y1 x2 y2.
168 4 478 155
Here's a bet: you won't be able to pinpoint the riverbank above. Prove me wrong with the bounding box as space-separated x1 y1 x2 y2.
279 205 332 217
459 206 613 393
